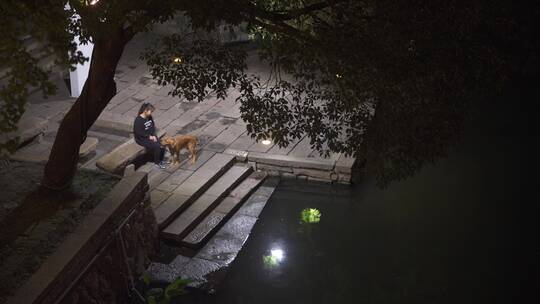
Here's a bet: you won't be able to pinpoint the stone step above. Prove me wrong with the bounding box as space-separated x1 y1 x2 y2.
79 137 98 157
153 153 235 229
161 165 253 242
0 38 44 80
9 141 52 163
145 178 279 286
181 171 267 248
0 116 47 147
136 162 173 191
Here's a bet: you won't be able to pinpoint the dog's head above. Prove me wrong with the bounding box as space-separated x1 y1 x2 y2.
160 137 175 147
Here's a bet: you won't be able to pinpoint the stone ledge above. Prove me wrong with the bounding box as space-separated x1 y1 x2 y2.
223 148 248 161
96 130 166 175
79 137 98 157
0 116 47 147
221 150 355 184
9 137 98 165
247 152 336 171
6 171 150 304
335 154 356 174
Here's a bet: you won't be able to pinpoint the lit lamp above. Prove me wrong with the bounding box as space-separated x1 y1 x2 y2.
261 139 272 145
270 249 284 261
89 0 100 5
263 247 285 268
173 57 182 64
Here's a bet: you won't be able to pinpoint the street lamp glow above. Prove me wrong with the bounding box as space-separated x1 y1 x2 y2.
173 57 182 64
89 0 100 5
261 139 272 145
270 248 284 261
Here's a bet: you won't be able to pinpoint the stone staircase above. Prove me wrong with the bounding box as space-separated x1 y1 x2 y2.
142 152 275 289
0 34 64 91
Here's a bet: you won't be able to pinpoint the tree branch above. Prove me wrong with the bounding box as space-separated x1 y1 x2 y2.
246 0 349 22
249 17 315 42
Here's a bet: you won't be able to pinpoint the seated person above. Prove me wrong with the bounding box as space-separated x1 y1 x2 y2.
133 103 168 169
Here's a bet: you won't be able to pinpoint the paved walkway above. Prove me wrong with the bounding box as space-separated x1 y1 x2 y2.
8 32 355 183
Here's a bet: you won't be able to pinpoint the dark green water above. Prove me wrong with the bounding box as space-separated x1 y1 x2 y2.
178 83 538 303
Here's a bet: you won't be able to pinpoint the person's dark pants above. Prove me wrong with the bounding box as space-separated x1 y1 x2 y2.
136 139 164 164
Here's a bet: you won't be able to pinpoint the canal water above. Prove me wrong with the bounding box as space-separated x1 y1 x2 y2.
176 82 538 303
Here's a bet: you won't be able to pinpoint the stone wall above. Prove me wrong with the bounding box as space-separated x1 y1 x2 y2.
7 171 159 304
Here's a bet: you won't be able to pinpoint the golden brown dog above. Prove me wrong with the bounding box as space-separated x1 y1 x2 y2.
160 135 198 165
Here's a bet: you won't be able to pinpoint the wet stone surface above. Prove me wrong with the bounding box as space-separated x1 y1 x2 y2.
236 193 272 218
147 262 177 283
195 233 245 266
181 258 224 288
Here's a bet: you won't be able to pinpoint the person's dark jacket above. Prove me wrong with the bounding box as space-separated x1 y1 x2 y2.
133 115 156 145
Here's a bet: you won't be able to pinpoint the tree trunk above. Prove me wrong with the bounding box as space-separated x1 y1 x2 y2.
42 29 131 190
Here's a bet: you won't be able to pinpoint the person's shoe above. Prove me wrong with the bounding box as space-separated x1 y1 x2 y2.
154 163 167 169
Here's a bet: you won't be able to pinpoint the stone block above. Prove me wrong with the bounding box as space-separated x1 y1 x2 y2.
248 152 335 171
236 193 272 218
153 153 235 228
162 166 251 242
335 154 356 174
147 169 171 190
161 209 202 239
256 163 293 173
154 193 191 226
156 169 193 192
9 142 51 163
308 176 332 183
337 172 352 184
96 130 166 175
79 136 98 157
292 167 337 181
181 211 226 246
223 148 248 161
203 166 252 197
228 171 266 200
150 189 172 209
123 164 135 176
0 116 47 145
214 197 241 214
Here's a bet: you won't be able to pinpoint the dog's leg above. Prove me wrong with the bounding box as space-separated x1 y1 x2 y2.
175 151 180 165
189 143 197 164
166 146 173 163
